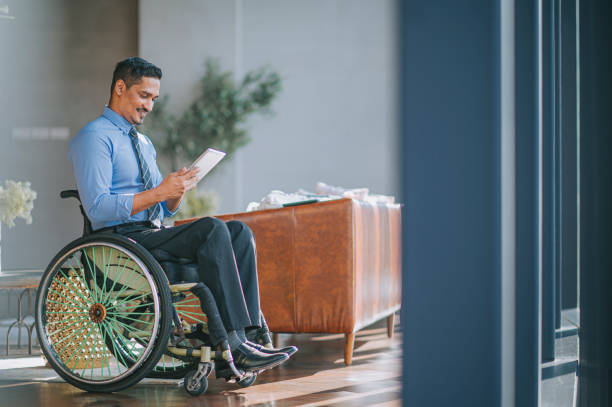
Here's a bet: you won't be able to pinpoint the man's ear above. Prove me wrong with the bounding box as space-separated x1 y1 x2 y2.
114 79 126 96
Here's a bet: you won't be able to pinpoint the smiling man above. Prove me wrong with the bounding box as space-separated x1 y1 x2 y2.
68 57 295 373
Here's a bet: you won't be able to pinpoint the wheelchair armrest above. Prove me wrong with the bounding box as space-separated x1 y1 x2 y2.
60 189 81 202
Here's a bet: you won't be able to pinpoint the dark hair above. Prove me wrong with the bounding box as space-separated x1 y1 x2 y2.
110 57 162 99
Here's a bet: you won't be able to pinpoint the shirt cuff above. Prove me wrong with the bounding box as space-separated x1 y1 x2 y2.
162 200 181 217
117 193 134 220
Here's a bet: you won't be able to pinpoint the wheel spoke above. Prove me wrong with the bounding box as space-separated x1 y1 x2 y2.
106 292 153 312
54 321 92 355
106 318 140 355
99 322 112 378
82 250 100 304
100 322 124 375
103 320 134 371
47 316 89 337
176 309 207 319
102 249 131 304
65 323 94 371
88 323 101 378
111 311 154 316
66 263 96 305
107 312 155 326
105 269 148 306
117 331 142 357
174 297 198 305
101 246 108 303
46 311 88 315
46 316 88 326
46 298 88 311
105 314 152 342
52 271 93 307
107 301 155 312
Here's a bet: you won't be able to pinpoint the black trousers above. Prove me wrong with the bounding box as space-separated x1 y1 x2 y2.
116 218 261 332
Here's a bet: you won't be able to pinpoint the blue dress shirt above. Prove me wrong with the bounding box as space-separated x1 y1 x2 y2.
68 106 177 231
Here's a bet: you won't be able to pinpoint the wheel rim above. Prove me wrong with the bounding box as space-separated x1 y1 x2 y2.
38 242 162 385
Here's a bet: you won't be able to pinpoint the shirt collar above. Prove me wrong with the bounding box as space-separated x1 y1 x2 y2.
102 106 133 134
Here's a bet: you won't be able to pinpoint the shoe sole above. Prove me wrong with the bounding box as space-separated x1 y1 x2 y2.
216 354 289 379
253 354 290 372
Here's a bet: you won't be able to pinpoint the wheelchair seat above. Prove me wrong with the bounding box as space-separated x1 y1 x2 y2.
150 248 199 284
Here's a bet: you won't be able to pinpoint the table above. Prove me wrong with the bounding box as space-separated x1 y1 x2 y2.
0 269 43 354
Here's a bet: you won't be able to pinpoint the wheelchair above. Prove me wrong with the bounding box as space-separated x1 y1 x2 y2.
35 190 273 396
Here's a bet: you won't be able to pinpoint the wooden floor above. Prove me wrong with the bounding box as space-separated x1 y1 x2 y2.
0 320 402 406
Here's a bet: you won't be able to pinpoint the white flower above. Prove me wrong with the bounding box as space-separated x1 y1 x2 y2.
0 180 37 228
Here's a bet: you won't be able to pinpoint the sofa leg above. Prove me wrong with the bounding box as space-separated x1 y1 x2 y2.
387 314 395 338
273 333 280 347
344 333 355 365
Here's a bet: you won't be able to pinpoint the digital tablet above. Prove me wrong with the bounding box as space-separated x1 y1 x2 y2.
188 148 226 181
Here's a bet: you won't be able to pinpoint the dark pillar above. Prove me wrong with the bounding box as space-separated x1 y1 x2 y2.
400 1 540 405
514 0 540 404
399 1 501 405
577 1 612 405
541 0 556 363
559 0 578 312
553 0 562 330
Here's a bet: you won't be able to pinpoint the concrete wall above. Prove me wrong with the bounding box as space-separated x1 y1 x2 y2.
0 0 138 271
139 0 399 214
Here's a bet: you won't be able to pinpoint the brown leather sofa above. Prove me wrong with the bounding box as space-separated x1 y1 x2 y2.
176 197 402 365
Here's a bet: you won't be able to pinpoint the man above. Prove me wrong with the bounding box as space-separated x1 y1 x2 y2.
68 56 295 372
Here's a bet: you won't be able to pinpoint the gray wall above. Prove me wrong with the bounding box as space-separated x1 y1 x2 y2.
0 0 138 270
139 0 399 214
0 0 399 271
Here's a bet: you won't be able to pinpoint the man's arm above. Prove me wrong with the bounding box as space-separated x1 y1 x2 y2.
69 132 134 224
131 167 198 216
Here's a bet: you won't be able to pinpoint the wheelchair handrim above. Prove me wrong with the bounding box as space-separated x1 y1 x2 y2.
36 241 162 386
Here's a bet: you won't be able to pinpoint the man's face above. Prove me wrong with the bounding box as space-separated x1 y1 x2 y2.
113 76 160 125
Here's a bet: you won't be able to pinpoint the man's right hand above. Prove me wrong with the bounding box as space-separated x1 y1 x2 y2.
157 167 199 199
130 167 199 216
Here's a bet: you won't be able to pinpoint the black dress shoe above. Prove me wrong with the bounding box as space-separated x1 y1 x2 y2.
246 327 273 346
232 343 289 371
247 341 298 357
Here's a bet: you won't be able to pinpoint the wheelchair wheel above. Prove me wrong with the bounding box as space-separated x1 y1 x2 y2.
35 234 172 393
184 369 208 396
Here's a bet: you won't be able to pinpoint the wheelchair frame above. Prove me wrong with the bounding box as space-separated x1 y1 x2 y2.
34 191 260 396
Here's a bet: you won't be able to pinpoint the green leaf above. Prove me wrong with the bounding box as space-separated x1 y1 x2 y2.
144 58 282 168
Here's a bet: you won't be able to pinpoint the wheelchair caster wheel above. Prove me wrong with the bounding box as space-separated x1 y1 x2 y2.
184 370 208 396
237 373 257 388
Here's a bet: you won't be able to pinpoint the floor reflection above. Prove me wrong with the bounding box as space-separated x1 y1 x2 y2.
0 318 402 407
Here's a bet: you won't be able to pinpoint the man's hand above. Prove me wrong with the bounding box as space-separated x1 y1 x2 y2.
131 167 199 216
157 167 199 199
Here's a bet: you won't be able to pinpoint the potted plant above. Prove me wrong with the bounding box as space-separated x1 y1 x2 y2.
0 180 37 272
144 59 281 220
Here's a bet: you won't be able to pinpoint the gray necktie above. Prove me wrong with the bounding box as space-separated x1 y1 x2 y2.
129 127 161 223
